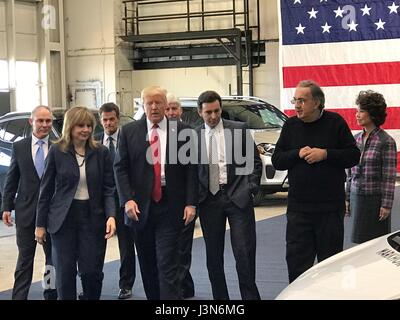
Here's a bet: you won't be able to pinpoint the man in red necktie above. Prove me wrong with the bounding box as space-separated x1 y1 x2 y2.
114 86 198 300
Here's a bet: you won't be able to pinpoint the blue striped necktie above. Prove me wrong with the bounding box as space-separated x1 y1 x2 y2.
34 140 45 178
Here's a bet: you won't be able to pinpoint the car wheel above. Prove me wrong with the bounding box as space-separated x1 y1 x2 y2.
253 190 265 207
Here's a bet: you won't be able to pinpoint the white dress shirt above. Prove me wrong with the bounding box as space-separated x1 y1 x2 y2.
146 117 167 186
102 129 119 149
205 120 227 185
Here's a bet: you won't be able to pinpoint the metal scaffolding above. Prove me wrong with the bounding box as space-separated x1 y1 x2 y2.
120 0 264 95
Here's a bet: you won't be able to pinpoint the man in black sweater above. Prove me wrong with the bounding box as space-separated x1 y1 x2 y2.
272 80 360 283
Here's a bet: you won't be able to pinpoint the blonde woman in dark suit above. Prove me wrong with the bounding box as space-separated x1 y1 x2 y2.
35 106 116 300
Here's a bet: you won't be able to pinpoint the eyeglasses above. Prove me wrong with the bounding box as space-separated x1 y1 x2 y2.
290 98 307 106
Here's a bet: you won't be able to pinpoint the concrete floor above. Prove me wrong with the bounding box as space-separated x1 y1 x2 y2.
0 193 288 293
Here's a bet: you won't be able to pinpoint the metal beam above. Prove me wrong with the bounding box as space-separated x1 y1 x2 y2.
135 45 237 58
121 28 241 43
133 58 237 70
134 42 265 59
235 33 242 95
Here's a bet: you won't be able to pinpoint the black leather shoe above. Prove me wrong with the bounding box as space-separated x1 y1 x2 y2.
43 289 58 300
78 292 87 300
118 288 132 300
182 290 195 299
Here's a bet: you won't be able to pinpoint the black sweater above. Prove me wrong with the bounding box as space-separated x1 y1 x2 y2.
272 111 360 212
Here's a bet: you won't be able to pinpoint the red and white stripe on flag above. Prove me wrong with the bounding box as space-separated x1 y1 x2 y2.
279 1 400 171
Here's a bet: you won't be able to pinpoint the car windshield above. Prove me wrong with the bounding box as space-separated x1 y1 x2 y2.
181 101 287 129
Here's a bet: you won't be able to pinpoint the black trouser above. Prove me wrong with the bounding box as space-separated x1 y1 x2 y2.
51 200 106 300
176 214 196 298
134 193 182 300
116 206 136 290
13 223 57 300
286 209 344 283
199 191 260 300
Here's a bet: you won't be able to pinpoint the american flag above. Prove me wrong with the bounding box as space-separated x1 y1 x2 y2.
279 0 400 169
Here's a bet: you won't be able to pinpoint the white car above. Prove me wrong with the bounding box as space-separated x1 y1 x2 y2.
276 231 400 300
134 96 289 206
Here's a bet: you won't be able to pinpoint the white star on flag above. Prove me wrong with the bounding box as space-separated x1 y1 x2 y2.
375 19 386 30
334 6 345 18
320 0 328 2
307 7 318 19
321 22 332 33
388 2 399 14
293 0 301 4
295 23 306 34
347 21 358 32
360 4 372 16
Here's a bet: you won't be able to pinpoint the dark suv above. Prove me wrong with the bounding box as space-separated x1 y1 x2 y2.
134 96 289 205
0 108 134 205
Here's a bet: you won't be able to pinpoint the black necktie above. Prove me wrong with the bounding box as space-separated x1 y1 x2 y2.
108 136 115 162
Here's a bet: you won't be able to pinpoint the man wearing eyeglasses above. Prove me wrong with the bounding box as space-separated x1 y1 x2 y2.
272 80 360 283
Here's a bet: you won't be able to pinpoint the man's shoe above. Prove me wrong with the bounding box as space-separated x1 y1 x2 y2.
118 288 132 300
78 292 87 300
182 291 195 299
43 289 58 300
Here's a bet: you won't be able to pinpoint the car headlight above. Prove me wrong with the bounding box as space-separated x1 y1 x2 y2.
257 143 275 156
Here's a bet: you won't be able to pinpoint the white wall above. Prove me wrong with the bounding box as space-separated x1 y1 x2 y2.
0 1 6 60
15 1 38 61
261 0 279 40
64 0 116 107
0 1 38 61
130 66 237 99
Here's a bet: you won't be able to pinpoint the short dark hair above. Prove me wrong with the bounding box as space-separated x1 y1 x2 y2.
99 102 120 118
197 90 222 110
297 80 325 110
356 90 387 127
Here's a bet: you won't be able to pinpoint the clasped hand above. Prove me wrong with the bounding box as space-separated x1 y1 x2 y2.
299 146 327 164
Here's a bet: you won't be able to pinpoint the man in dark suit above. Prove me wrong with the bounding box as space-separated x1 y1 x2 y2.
196 90 262 300
1 105 57 300
165 93 195 299
114 86 198 300
98 102 135 300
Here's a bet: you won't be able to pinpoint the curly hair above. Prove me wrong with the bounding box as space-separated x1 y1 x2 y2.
356 90 387 127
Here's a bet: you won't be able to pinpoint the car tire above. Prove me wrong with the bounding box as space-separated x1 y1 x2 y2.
253 190 265 207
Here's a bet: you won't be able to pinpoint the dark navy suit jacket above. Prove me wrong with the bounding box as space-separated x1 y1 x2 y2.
196 119 262 210
2 137 49 228
36 143 115 234
114 117 198 230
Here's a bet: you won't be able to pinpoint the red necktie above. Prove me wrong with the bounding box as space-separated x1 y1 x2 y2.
150 124 161 202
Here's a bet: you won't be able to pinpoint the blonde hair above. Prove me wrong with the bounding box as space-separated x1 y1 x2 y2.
56 106 99 152
141 86 167 105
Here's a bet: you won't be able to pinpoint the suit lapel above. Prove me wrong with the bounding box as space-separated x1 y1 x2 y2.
222 120 234 184
138 117 150 151
24 137 39 180
198 124 209 187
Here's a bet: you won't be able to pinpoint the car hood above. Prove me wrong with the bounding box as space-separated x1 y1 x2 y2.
251 129 281 145
276 232 400 300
